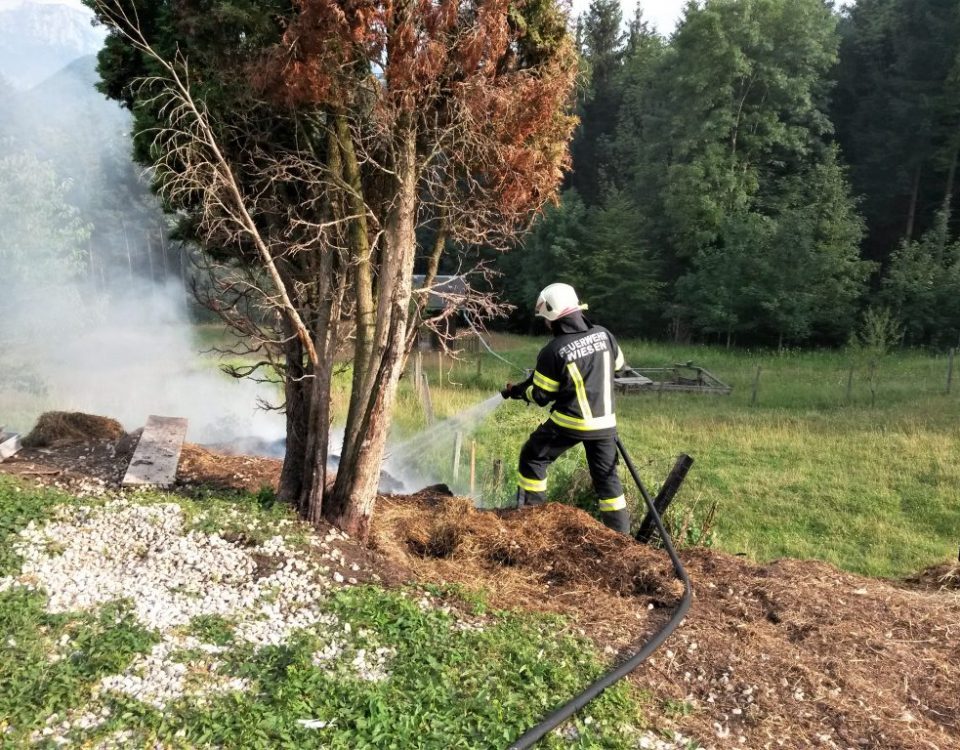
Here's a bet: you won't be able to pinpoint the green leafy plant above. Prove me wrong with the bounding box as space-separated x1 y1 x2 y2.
187 615 236 646
850 307 904 356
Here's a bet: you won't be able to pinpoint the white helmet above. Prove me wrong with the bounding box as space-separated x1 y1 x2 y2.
535 283 586 321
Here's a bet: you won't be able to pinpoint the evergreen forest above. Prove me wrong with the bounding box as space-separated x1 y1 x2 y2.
495 0 960 349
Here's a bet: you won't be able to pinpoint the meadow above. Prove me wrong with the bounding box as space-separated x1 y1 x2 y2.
381 335 960 579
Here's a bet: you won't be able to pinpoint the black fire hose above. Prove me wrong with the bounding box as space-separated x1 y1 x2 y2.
507 438 693 749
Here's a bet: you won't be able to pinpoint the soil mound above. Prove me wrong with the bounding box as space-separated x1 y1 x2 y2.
177 443 281 493
23 412 124 448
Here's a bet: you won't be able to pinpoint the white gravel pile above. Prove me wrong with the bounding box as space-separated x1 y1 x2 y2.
634 731 702 749
98 636 249 709
1 501 336 644
559 720 701 749
0 498 396 736
311 623 397 683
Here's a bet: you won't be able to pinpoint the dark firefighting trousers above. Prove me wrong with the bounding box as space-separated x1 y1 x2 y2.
516 421 630 534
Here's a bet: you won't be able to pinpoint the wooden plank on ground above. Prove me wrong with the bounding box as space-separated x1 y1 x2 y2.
122 416 188 488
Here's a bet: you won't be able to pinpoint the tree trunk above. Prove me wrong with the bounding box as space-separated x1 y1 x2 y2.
905 163 922 242
158 220 169 279
336 113 376 481
300 247 341 525
278 330 309 506
146 234 156 283
286 121 348 521
87 236 96 287
402 216 447 367
121 218 134 281
274 119 346 524
328 127 419 538
944 128 958 214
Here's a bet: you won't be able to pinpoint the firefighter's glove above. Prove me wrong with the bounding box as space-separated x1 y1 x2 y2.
501 382 525 400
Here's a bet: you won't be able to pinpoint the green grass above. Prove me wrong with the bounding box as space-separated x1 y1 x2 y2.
0 588 159 743
151 588 641 749
0 476 82 576
385 336 960 578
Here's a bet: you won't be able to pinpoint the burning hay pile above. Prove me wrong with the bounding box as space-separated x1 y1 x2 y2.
1 412 285 496
22 412 124 448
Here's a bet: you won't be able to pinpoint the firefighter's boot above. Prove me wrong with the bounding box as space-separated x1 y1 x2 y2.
600 508 630 535
516 488 547 508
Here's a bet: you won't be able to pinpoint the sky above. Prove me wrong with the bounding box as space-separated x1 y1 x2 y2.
0 0 81 8
570 0 855 34
0 0 705 32
571 0 689 33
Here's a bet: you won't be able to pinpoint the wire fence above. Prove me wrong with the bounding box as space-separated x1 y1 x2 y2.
396 342 960 509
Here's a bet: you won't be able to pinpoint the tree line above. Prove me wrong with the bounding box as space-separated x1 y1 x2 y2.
497 0 960 349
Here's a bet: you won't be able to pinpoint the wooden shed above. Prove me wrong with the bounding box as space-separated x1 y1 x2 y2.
411 274 468 350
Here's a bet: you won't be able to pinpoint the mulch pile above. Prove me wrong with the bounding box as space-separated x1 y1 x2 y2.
177 444 281 493
373 493 960 750
371 493 684 644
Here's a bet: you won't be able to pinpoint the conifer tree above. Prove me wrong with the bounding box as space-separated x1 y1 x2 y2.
570 0 626 202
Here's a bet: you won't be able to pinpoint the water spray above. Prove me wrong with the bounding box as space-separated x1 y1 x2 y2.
384 393 504 493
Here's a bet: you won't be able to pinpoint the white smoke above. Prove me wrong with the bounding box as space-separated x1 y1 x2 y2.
0 277 285 444
0 9 283 444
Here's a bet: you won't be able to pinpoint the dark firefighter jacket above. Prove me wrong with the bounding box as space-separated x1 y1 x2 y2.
507 312 627 439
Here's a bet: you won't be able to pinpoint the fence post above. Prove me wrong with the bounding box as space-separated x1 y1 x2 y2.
751 366 762 406
414 351 423 403
421 372 435 425
470 440 476 495
846 365 854 404
476 350 483 379
493 459 503 489
868 360 877 407
947 348 955 395
452 431 463 482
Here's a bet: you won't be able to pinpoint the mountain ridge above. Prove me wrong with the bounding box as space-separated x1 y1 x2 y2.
0 1 105 89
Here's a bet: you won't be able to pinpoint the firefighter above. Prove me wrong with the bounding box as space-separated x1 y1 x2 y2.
500 283 631 534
